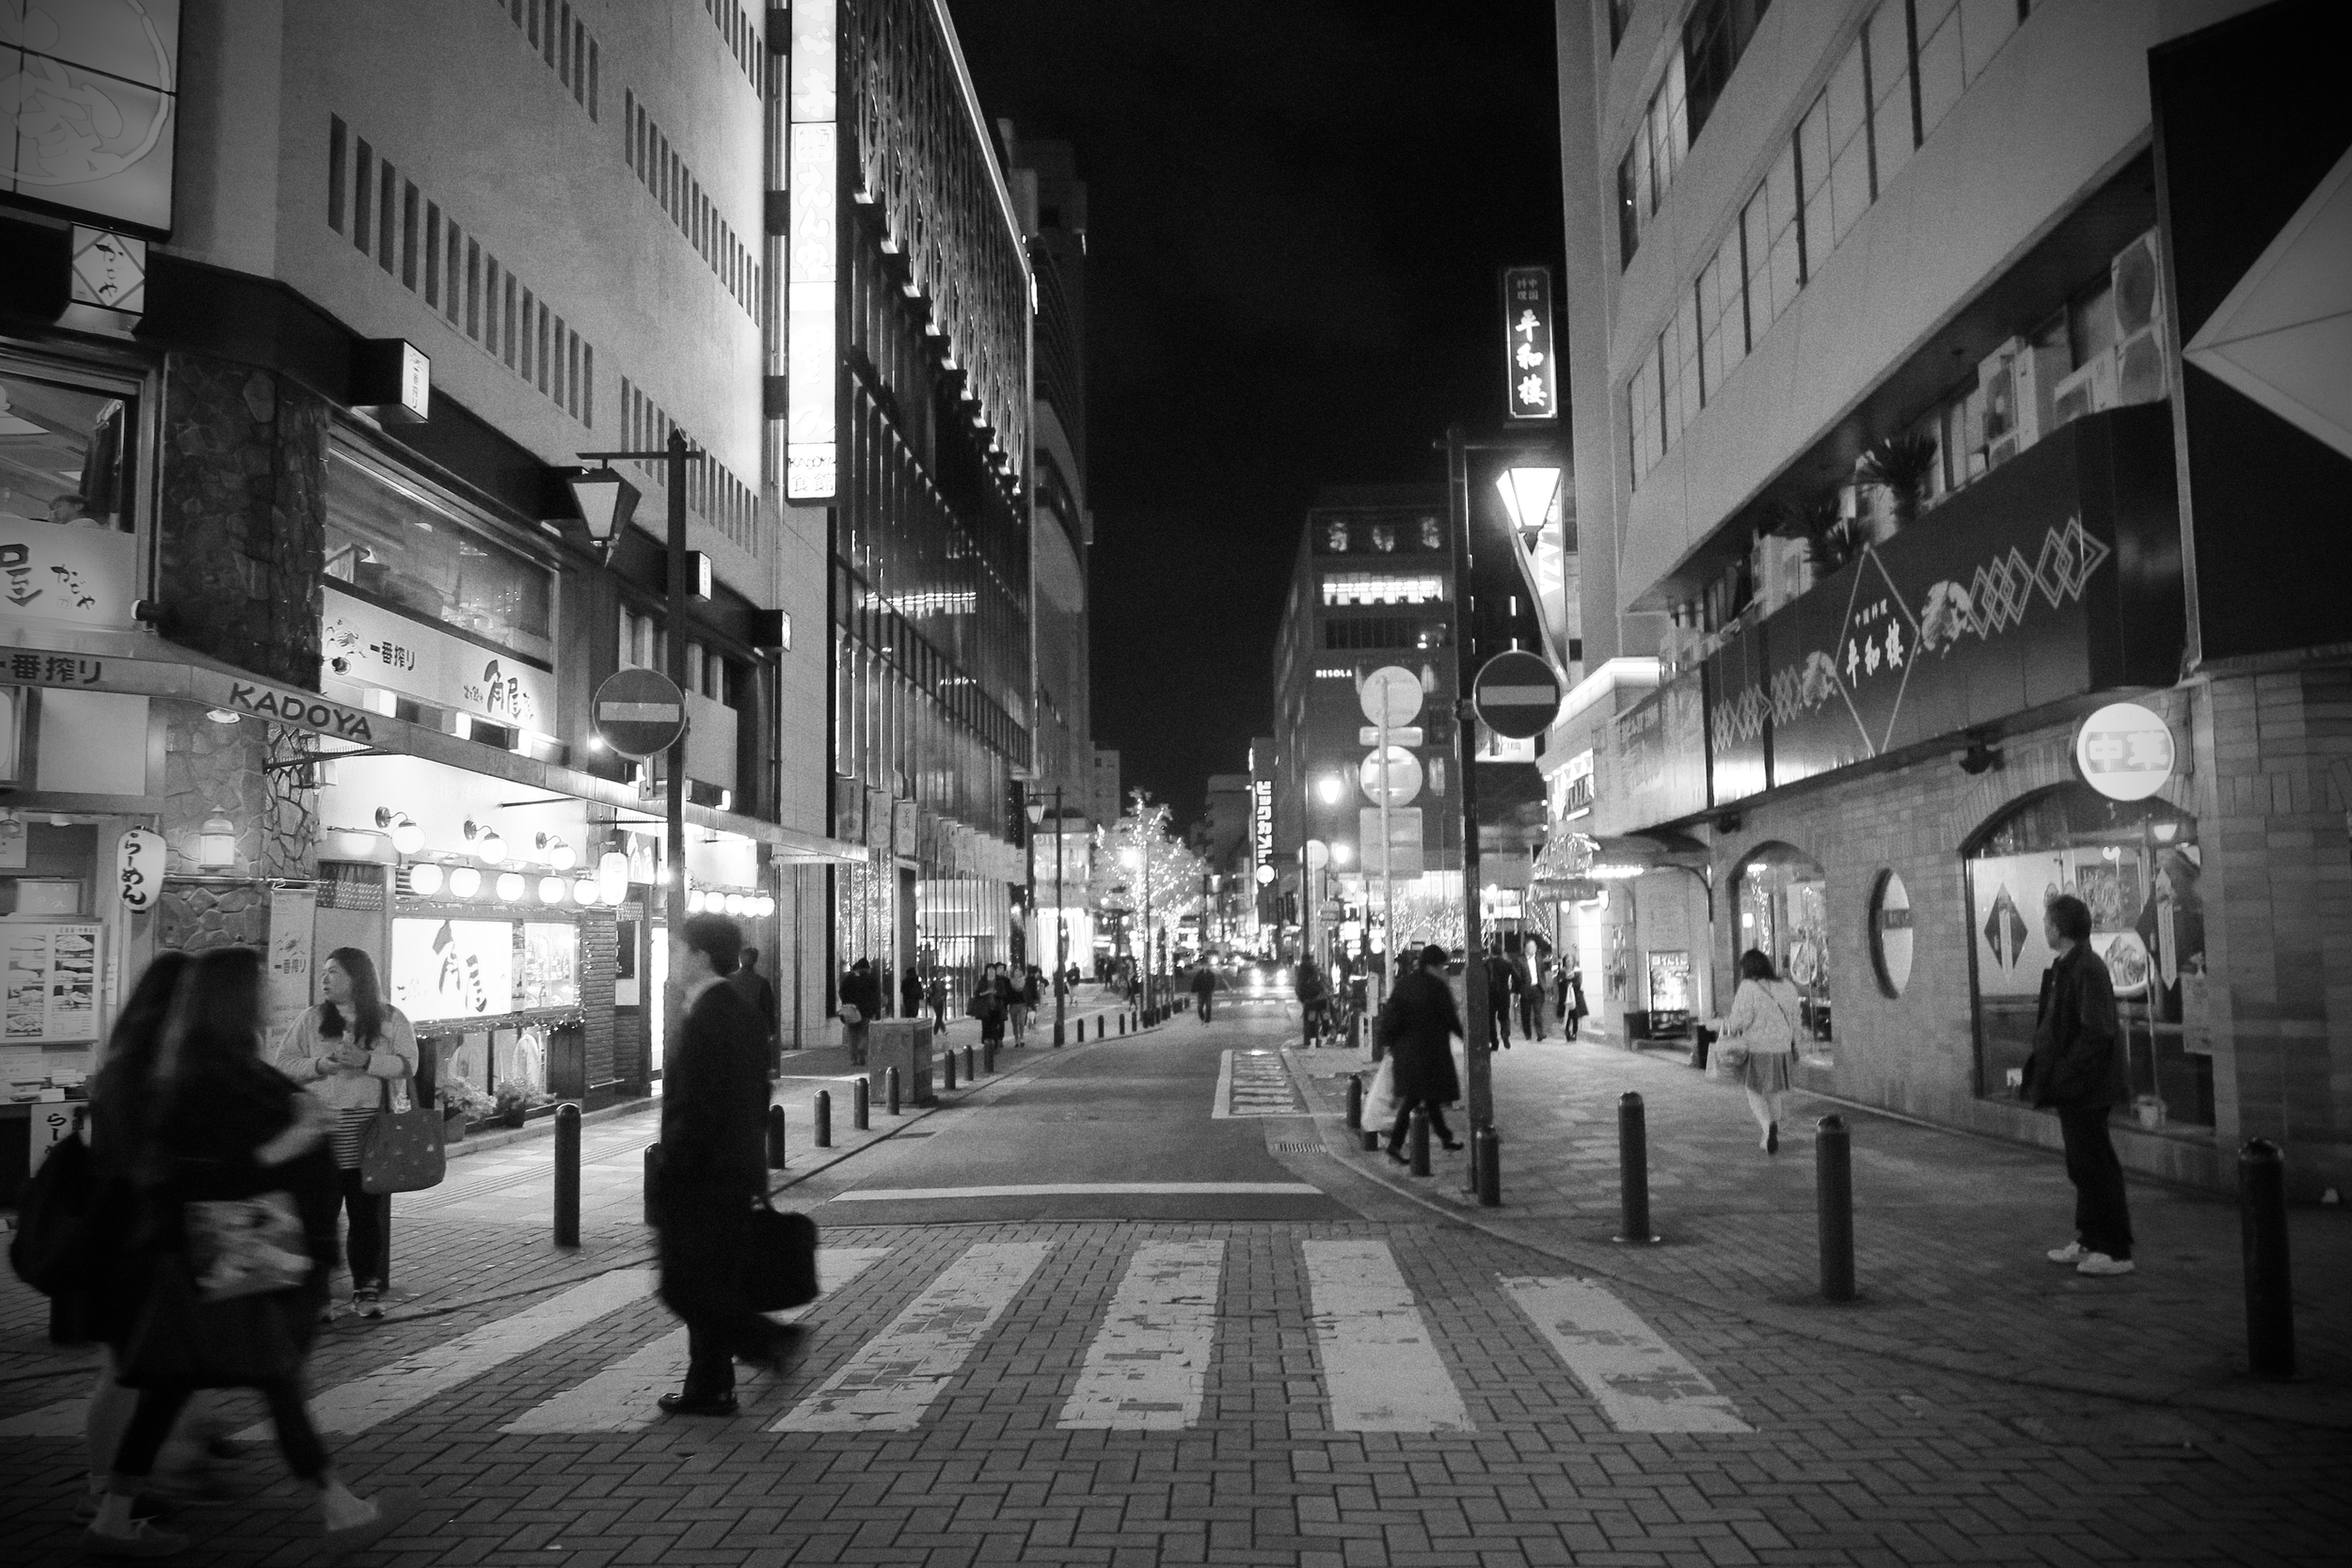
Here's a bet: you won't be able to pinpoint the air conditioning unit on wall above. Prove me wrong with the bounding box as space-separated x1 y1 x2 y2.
2111 229 2169 405
2052 353 2118 429
1979 338 2058 470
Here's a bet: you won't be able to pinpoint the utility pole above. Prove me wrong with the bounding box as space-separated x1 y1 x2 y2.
1446 423 1492 1132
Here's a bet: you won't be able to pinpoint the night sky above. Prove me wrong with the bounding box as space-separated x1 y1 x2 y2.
954 0 1566 826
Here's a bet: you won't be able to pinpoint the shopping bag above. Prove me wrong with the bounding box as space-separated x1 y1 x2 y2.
742 1198 820 1312
839 1004 864 1026
185 1191 310 1301
360 1072 446 1195
1363 1057 1399 1127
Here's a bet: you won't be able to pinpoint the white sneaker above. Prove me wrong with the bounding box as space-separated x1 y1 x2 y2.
2045 1242 2086 1265
2075 1252 2136 1276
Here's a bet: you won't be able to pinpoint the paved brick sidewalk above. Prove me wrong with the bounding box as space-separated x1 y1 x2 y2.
1292 1034 2352 1430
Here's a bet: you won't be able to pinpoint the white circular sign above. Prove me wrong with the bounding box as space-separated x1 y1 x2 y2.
2074 702 2175 801
1304 839 1329 869
1359 665 1422 727
1358 746 1423 806
1253 863 1276 886
1869 869 1913 998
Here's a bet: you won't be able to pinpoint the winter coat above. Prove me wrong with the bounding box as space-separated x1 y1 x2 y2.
1722 978 1802 1057
1378 970 1463 1105
2025 943 2129 1109
274 1004 421 1112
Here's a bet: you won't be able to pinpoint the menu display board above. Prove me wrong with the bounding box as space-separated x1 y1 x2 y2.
391 918 516 1022
2 923 100 1042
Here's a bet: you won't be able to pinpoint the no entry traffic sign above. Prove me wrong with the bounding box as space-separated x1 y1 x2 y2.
594 667 687 759
1471 649 1561 740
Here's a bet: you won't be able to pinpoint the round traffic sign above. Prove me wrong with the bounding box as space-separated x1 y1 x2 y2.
1471 650 1561 740
2074 702 2174 801
1358 745 1422 806
594 667 688 760
1359 665 1422 727
1304 839 1329 869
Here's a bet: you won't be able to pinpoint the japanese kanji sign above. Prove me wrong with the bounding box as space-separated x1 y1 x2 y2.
1502 266 1558 421
2074 702 2175 801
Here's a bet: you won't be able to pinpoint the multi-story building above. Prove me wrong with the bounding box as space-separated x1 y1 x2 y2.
1087 745 1122 828
1552 0 2352 1193
0 0 879 1161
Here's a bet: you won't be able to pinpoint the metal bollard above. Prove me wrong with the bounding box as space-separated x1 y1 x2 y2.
1615 1092 1659 1243
1409 1106 1432 1176
1474 1126 1501 1208
964 1044 976 1083
1361 1128 1381 1151
642 1143 661 1227
766 1103 787 1169
1345 1073 1363 1130
853 1075 870 1131
553 1102 581 1247
815 1089 833 1148
1817 1114 1855 1301
1054 1019 1065 1047
944 1050 958 1090
1119 1012 1126 1036
887 1065 901 1116
2240 1137 2296 1378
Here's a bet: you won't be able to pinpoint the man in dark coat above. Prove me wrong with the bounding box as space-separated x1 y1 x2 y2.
656 915 801 1415
1483 943 1517 1049
729 949 779 1073
1378 943 1465 1162
2024 894 2135 1277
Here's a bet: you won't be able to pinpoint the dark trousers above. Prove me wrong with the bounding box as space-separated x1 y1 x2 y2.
113 1380 326 1482
1519 990 1543 1038
1389 1099 1455 1148
2057 1104 2134 1259
659 1196 775 1400
1197 995 1213 1022
1488 1001 1512 1047
334 1167 388 1289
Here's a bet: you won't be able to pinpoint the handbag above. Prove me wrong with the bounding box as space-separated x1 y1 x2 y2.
185 1191 311 1301
1363 1057 1400 1127
119 1252 302 1388
839 1003 864 1026
8 1127 93 1296
741 1193 819 1312
359 1070 446 1196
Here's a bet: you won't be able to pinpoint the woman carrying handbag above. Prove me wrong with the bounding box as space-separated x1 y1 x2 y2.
274 948 420 1318
1717 949 1803 1154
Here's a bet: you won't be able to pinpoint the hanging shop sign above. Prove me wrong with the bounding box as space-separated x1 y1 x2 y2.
323 588 554 734
2073 702 2175 801
784 0 839 499
1501 266 1559 421
0 517 139 629
115 826 164 911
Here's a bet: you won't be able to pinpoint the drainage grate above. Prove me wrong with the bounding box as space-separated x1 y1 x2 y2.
1271 1141 1323 1153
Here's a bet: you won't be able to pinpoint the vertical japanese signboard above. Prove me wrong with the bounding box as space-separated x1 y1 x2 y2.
1502 266 1558 421
786 0 839 500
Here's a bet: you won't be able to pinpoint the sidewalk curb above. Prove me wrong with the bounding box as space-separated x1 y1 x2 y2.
442 1094 657 1162
1291 1051 2352 1434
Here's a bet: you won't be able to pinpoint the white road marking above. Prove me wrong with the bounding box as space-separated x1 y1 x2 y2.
501 1248 891 1433
1057 1240 1225 1430
1502 1275 1751 1433
249 1269 656 1437
1300 1239 1472 1433
771 1241 1051 1432
831 1182 1319 1201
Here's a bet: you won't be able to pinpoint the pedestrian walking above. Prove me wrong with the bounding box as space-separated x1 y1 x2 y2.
1484 942 1516 1049
654 915 803 1416
1190 963 1217 1022
1515 938 1546 1040
1295 957 1329 1047
1716 949 1802 1154
837 958 880 1065
970 964 1009 1047
272 947 419 1320
730 949 779 1072
1013 963 1041 1045
2024 894 2137 1276
92 948 417 1557
1377 943 1466 1161
925 970 949 1033
898 965 924 1024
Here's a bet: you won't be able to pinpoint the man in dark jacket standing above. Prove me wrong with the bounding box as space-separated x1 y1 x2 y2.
729 948 779 1073
1483 943 1517 1049
1378 943 1466 1163
2025 895 2136 1277
656 915 801 1415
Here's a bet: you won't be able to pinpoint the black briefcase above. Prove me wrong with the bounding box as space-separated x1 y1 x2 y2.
742 1198 819 1312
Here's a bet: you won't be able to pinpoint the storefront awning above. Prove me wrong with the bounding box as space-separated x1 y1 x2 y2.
3 630 867 864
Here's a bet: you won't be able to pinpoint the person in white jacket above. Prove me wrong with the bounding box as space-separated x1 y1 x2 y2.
273 948 419 1318
1720 948 1802 1154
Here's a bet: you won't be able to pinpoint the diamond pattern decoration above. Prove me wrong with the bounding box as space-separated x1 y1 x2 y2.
1968 547 2036 636
2032 517 2111 610
1708 684 1771 752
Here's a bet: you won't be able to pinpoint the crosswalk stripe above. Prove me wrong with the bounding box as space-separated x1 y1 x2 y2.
1057 1240 1224 1430
1300 1239 1472 1433
248 1269 656 1438
833 1183 1318 1201
501 1247 892 1433
770 1241 1050 1433
1501 1276 1751 1433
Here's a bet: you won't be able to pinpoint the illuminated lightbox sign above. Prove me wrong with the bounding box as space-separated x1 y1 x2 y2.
785 0 838 500
1502 266 1558 421
391 917 515 1022
2 0 182 235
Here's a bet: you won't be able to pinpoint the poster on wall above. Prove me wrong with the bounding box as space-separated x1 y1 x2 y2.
391 918 516 1022
1646 950 1692 1022
1968 852 2071 997
2 923 101 1041
265 885 316 1045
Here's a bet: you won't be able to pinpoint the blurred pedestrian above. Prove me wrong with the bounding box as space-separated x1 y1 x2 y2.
94 948 415 1557
273 947 419 1320
1514 938 1545 1040
1295 957 1329 1047
899 965 924 1022
1717 949 1801 1154
655 916 803 1416
1484 943 1516 1049
1189 962 1217 1023
2024 894 2136 1276
837 958 880 1066
729 949 779 1070
1378 943 1465 1161
925 970 948 1033
1013 964 1041 1045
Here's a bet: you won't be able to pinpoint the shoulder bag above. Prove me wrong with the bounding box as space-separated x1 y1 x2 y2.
8 1127 93 1296
839 1003 864 1026
360 1069 447 1196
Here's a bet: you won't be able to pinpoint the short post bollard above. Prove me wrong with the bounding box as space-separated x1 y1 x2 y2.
765 1103 787 1170
815 1089 833 1148
964 1043 976 1082
1409 1106 1432 1176
1118 1012 1126 1036
853 1075 870 1131
1054 1019 1065 1046
1817 1114 1855 1301
1345 1073 1363 1130
1615 1092 1659 1243
944 1050 958 1090
886 1066 901 1116
553 1102 581 1247
2240 1137 2296 1378
1474 1126 1501 1208
642 1143 661 1227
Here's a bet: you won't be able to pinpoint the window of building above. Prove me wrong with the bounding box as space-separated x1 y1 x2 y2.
1683 0 1772 141
323 448 554 663
1322 617 1449 651
0 364 135 534
1609 0 1634 53
1322 572 1446 607
1733 843 1832 1053
1964 785 2209 1132
1616 52 1688 266
1866 2 1915 194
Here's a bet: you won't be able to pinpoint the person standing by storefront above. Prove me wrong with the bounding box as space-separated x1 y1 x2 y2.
2025 894 2136 1277
729 950 779 1075
274 949 419 1320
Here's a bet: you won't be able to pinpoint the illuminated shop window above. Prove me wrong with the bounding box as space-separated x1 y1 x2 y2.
1322 573 1446 607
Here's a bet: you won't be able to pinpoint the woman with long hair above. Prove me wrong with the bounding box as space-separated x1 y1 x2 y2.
90 947 413 1557
272 947 419 1318
1719 948 1803 1153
